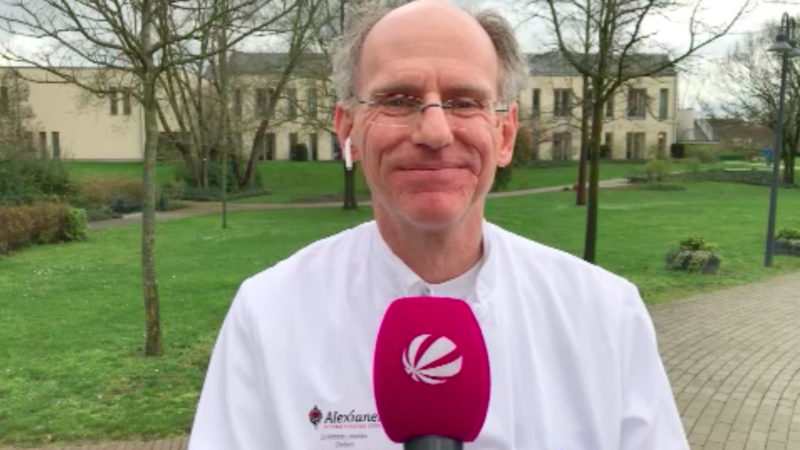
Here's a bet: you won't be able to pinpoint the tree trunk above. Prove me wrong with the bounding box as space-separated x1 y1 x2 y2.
583 92 605 263
343 163 358 210
218 10 230 229
140 1 162 356
577 74 589 206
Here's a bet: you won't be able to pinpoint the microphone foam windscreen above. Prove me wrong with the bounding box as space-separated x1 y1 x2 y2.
373 297 490 443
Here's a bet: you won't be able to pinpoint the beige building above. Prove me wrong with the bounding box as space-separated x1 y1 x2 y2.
1 51 678 162
0 67 144 161
519 52 678 161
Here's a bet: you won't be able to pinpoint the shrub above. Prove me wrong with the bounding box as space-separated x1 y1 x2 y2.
645 159 671 181
776 228 800 240
633 182 686 191
0 157 75 205
78 177 143 208
665 236 720 274
291 143 309 161
673 169 776 186
0 203 87 255
685 145 718 163
599 144 611 159
64 207 88 242
775 228 800 256
110 193 142 214
670 143 685 159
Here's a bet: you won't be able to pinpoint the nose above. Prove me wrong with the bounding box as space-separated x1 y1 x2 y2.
410 104 454 150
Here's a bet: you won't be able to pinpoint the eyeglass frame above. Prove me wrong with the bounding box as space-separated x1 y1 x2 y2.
353 94 509 119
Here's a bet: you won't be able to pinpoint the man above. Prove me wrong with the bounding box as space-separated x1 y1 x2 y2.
189 1 688 448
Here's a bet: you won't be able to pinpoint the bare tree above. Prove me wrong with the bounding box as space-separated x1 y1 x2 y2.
537 0 750 263
719 21 799 184
0 0 295 355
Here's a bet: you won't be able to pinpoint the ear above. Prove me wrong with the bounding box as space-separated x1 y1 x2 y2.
496 102 519 168
334 102 361 161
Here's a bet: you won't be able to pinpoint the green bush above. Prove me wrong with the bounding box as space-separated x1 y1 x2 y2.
0 203 86 255
666 236 720 274
633 182 686 191
685 145 718 163
776 228 800 240
78 177 143 208
0 157 75 205
64 207 88 242
674 169 777 186
291 143 309 161
110 193 141 214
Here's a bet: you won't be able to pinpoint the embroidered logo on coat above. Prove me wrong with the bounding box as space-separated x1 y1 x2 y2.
402 334 463 385
309 405 323 428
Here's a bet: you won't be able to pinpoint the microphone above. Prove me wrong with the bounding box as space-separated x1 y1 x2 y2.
373 297 490 449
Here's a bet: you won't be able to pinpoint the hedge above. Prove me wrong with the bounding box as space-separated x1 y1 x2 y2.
0 203 87 255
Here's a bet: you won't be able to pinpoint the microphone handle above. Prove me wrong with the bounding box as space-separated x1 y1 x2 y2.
404 436 463 450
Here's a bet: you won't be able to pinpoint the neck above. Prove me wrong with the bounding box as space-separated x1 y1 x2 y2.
375 208 484 284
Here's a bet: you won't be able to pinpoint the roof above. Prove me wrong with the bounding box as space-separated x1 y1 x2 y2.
224 51 676 78
527 52 677 77
228 52 331 77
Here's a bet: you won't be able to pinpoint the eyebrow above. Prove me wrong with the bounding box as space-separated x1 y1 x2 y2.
366 82 493 100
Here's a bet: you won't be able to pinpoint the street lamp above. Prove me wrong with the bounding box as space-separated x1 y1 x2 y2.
765 13 798 267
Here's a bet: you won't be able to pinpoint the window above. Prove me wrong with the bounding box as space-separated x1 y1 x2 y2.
123 90 132 115
307 88 317 119
51 132 60 159
234 89 242 119
39 131 47 159
605 94 614 118
256 88 268 118
261 133 276 160
657 132 667 158
0 86 8 116
627 88 647 118
289 133 299 159
625 132 646 160
552 132 572 160
287 89 298 120
553 89 571 117
659 88 668 120
531 89 541 118
309 133 318 161
531 133 540 160
109 89 119 115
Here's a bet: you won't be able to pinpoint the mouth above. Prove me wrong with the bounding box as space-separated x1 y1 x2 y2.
397 163 469 171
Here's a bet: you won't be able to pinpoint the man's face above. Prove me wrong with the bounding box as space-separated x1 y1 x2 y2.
336 1 518 232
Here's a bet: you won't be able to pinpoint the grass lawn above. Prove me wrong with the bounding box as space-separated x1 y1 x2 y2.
2 180 800 445
61 159 752 205
62 161 175 186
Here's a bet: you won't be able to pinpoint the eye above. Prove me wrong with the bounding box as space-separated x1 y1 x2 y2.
378 94 421 110
444 97 486 114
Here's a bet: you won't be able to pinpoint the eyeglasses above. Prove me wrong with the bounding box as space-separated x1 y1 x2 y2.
356 94 507 129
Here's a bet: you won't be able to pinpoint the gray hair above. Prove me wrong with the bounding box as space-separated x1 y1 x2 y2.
331 1 526 104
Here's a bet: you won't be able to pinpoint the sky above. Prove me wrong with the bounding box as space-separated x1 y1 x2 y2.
454 0 800 112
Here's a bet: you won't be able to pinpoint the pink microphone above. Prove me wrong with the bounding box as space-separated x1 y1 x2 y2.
373 297 490 449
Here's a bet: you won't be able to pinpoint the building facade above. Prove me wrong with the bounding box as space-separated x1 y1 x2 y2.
1 52 678 162
518 53 678 161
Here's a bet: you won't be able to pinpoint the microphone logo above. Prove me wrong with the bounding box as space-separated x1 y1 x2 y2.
402 334 463 385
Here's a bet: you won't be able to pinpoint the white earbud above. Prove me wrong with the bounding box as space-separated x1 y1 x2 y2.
344 137 353 171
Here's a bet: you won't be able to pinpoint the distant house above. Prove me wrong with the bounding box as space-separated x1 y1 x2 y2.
676 109 717 144
519 52 678 161
2 50 681 162
707 118 773 152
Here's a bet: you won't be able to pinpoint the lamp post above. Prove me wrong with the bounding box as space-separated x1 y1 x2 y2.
765 13 799 267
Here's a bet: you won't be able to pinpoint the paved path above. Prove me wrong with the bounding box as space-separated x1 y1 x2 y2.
653 271 800 449
88 178 631 230
9 220 800 449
